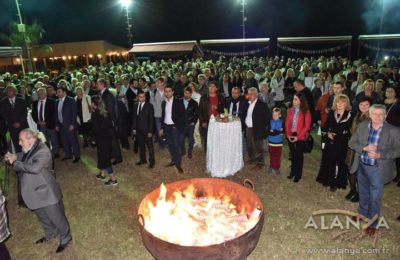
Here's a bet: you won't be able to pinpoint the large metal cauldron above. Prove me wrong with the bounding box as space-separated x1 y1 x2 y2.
137 178 264 260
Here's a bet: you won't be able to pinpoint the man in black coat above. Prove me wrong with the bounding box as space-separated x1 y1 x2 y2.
0 85 28 153
126 78 139 115
226 87 249 155
55 87 80 163
161 85 186 173
132 91 155 168
31 87 59 157
225 87 249 132
245 87 270 170
181 87 199 159
96 78 122 164
126 78 140 153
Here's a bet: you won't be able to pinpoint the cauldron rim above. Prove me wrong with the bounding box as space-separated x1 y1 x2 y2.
137 178 264 249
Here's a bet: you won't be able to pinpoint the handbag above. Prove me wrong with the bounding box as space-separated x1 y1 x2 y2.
303 112 314 153
304 134 314 153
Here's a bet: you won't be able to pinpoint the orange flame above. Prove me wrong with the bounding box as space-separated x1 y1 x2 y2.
143 183 261 246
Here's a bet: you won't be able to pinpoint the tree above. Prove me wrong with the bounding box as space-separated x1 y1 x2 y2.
0 20 52 72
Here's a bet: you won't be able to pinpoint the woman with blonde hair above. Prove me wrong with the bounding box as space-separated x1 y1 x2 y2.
316 94 354 191
74 86 92 147
270 69 285 107
244 70 258 93
353 79 382 108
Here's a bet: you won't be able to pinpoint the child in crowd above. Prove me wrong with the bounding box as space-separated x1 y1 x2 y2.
268 108 284 175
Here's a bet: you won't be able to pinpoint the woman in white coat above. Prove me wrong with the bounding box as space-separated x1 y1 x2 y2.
75 86 92 147
270 69 285 108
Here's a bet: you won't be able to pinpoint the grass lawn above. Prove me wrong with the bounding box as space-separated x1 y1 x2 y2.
2 136 400 259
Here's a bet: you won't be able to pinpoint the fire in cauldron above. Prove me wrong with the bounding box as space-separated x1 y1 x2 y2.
138 178 264 260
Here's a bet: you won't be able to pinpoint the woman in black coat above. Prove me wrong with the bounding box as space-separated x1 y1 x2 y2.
316 94 354 191
91 96 118 186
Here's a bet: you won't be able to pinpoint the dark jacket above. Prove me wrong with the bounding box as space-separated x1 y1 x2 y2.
218 81 234 98
56 96 77 127
244 78 258 92
126 87 138 114
161 97 186 131
132 102 154 134
183 98 199 125
198 94 225 126
225 96 249 131
247 100 270 140
31 98 57 129
385 100 400 127
0 96 28 129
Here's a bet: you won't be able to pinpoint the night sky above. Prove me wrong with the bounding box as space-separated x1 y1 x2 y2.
1 0 399 48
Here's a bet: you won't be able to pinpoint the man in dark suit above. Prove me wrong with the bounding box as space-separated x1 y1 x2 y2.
132 91 155 168
4 129 72 253
97 78 122 164
126 78 140 153
31 87 59 158
0 85 28 153
181 87 199 159
161 85 186 173
55 86 80 163
245 87 270 170
226 87 249 131
226 87 249 155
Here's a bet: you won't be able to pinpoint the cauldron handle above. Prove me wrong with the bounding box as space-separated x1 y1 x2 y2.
243 179 255 191
138 214 145 227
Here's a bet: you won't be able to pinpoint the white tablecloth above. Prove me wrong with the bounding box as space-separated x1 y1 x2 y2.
27 111 37 131
206 120 243 177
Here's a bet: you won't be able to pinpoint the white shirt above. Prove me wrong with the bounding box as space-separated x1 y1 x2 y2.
164 97 174 125
192 92 201 104
37 98 47 121
8 97 15 106
229 101 240 116
58 96 66 123
245 99 257 128
223 82 229 97
137 102 144 115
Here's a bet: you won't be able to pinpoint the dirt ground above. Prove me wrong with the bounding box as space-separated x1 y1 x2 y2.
3 136 400 260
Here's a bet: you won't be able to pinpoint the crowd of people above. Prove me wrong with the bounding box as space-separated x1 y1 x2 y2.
1 54 400 253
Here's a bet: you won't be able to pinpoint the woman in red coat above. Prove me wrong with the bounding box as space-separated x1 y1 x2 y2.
285 93 312 182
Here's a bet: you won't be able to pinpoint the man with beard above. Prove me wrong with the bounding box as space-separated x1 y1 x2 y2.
4 129 72 253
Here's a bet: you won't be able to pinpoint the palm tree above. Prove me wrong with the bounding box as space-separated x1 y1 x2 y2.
0 20 52 72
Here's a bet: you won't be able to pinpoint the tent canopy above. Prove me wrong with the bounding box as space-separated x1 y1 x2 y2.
277 36 352 44
0 47 22 57
32 40 127 58
129 41 198 53
358 34 400 41
200 38 270 46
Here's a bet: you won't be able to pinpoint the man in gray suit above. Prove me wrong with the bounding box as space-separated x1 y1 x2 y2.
4 128 72 253
349 104 400 236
